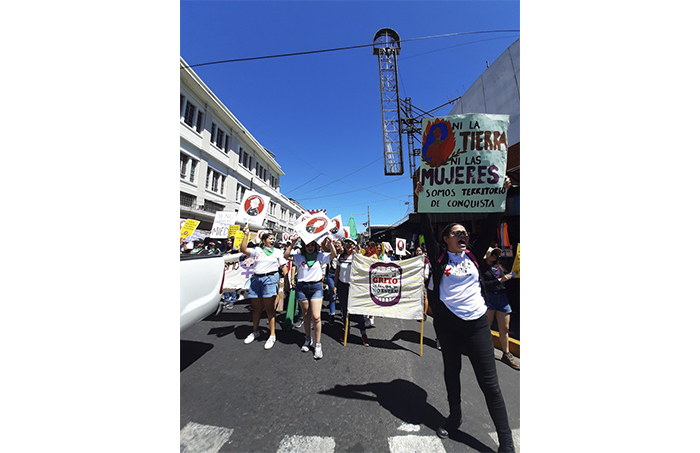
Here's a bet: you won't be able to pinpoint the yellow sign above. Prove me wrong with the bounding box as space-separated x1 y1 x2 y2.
180 219 200 239
510 243 520 278
233 230 246 248
229 224 240 237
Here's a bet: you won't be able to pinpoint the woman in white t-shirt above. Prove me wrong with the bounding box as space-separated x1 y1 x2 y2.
416 179 515 452
284 234 336 359
240 226 288 350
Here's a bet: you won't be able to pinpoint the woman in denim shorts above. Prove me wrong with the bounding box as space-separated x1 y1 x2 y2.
240 226 288 350
481 247 518 370
284 234 336 359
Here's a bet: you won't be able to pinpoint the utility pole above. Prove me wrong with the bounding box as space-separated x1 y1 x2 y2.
367 205 371 239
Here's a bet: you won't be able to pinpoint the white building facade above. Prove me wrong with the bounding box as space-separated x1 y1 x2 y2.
180 57 305 236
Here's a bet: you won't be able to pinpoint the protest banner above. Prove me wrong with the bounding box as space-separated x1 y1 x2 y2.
511 243 520 278
180 219 200 239
211 211 237 239
395 238 406 256
417 113 509 213
235 189 271 227
228 224 240 238
233 230 246 249
222 253 255 293
346 254 426 354
329 214 344 240
294 211 333 245
347 254 424 319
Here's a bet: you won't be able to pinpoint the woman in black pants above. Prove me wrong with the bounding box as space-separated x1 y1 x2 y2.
416 179 515 452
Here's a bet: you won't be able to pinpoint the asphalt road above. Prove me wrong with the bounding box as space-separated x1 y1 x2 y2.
181 300 520 453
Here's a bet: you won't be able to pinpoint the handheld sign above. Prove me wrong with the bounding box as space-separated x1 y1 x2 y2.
236 189 271 228
510 243 520 278
294 211 333 245
211 211 237 239
329 214 344 240
395 238 406 256
417 113 509 213
180 219 200 239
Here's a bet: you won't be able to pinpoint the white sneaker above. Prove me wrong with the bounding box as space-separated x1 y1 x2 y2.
301 338 312 353
294 318 303 329
264 335 276 350
244 331 260 344
314 343 323 360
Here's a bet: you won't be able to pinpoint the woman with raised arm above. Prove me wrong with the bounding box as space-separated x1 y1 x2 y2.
284 235 336 359
416 177 516 452
240 226 288 350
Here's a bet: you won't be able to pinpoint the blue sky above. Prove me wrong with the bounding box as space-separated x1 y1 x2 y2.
180 0 520 231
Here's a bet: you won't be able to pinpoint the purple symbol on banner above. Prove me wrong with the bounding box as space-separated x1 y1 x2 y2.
240 257 255 279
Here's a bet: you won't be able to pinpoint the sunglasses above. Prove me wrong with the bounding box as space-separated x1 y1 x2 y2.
449 230 468 238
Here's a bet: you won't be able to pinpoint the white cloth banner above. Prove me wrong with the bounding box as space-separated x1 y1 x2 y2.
235 189 271 228
348 254 425 321
222 253 256 292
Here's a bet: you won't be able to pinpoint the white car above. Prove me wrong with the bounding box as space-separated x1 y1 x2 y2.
180 254 225 333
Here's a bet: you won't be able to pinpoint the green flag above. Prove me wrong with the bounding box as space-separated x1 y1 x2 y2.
348 214 357 239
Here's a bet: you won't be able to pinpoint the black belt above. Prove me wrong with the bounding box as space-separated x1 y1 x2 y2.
299 279 323 284
255 271 278 277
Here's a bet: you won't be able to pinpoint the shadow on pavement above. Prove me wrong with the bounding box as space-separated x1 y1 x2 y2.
180 340 214 372
319 379 495 452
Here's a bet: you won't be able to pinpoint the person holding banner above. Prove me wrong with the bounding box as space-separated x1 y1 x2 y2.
334 237 370 347
284 235 336 359
416 178 516 452
240 226 288 350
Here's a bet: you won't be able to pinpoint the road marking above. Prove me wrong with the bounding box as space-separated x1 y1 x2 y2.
397 423 420 432
277 435 335 453
488 427 520 453
388 435 447 453
180 422 233 453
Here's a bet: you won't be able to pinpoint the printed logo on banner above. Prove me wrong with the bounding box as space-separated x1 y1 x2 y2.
305 217 328 235
369 262 403 306
422 118 457 168
244 195 265 217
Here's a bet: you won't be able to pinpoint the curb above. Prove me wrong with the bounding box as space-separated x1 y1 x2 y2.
491 330 520 358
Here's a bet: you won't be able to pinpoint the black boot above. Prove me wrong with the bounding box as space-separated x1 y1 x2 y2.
497 430 515 452
436 412 462 439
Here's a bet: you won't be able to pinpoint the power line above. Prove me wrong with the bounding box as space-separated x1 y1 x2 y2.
181 30 519 69
295 176 409 201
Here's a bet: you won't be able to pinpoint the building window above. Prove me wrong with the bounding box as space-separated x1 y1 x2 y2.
184 101 197 127
189 160 197 183
196 111 204 133
216 129 224 149
180 191 196 208
210 123 217 143
206 167 225 195
204 199 225 214
180 153 188 179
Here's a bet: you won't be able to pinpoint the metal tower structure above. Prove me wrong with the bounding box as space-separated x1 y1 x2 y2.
373 28 403 176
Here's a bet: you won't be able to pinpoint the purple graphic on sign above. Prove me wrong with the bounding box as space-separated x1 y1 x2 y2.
369 262 402 307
